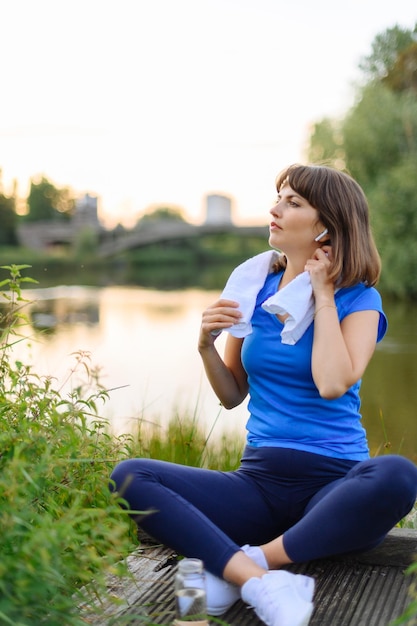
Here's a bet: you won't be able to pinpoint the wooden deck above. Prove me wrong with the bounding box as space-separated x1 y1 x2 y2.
83 528 417 625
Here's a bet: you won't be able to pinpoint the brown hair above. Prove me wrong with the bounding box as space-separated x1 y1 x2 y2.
274 164 381 287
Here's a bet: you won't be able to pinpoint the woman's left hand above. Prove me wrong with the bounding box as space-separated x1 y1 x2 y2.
304 245 334 296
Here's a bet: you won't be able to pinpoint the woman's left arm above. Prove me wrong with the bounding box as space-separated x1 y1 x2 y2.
306 246 379 399
311 307 379 399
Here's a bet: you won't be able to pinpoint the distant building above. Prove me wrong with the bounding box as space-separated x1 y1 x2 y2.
204 194 233 225
73 193 100 230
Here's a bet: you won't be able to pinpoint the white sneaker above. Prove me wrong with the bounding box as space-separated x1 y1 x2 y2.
292 572 315 603
241 570 315 626
206 545 268 615
205 574 240 616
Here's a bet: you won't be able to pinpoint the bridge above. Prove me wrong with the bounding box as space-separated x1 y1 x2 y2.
16 220 269 256
98 222 269 257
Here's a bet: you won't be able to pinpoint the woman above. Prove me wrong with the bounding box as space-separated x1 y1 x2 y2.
111 164 417 626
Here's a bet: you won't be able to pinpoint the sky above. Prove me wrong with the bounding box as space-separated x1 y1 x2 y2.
1 0 416 227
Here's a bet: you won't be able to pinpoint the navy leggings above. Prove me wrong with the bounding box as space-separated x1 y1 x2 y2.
110 446 417 578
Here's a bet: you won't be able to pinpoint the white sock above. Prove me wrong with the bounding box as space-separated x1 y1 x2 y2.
205 544 268 615
241 544 269 569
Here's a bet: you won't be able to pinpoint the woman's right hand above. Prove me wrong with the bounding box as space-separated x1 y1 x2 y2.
198 299 242 350
198 300 248 408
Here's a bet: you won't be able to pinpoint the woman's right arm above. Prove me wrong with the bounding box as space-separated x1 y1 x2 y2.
198 299 249 409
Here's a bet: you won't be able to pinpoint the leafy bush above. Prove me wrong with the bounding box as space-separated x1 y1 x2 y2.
0 265 135 625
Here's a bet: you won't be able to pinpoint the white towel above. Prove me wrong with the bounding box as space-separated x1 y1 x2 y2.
262 271 314 345
217 250 280 338
218 251 315 344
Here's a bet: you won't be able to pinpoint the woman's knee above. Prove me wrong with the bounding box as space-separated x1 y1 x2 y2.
389 456 417 506
358 455 417 511
110 458 148 495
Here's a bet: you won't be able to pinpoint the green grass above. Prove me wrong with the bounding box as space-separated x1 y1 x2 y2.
130 405 244 471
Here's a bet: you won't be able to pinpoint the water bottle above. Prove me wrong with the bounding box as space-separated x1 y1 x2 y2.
174 558 209 625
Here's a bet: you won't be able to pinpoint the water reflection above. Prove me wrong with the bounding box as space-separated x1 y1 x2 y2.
361 298 417 461
29 286 100 330
10 286 417 462
14 287 235 441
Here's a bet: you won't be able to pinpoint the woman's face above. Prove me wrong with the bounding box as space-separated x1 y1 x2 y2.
269 183 325 255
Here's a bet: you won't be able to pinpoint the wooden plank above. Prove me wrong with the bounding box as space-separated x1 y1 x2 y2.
80 529 417 625
350 528 417 567
293 561 413 626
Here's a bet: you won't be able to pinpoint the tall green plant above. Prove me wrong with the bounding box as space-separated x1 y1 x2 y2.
0 265 136 624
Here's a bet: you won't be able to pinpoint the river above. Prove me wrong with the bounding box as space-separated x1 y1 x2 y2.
9 285 417 462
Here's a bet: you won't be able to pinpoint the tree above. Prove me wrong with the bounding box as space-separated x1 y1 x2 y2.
358 24 416 82
342 84 417 186
306 23 417 298
25 176 75 222
308 118 343 167
368 158 417 297
0 193 18 245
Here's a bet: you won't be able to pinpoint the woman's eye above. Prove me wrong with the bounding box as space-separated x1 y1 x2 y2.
274 195 300 208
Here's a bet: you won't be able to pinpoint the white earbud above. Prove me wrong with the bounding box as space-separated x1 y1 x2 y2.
314 228 328 242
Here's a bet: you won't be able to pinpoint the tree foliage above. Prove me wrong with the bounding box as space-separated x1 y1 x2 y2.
343 84 417 186
25 176 75 222
307 22 417 298
137 205 186 226
358 25 417 82
383 40 417 93
308 118 343 166
0 192 18 246
368 158 417 298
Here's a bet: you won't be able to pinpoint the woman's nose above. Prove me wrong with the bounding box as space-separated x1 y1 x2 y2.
270 201 281 217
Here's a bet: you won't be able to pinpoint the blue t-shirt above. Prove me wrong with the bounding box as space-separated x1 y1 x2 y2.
241 271 387 461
